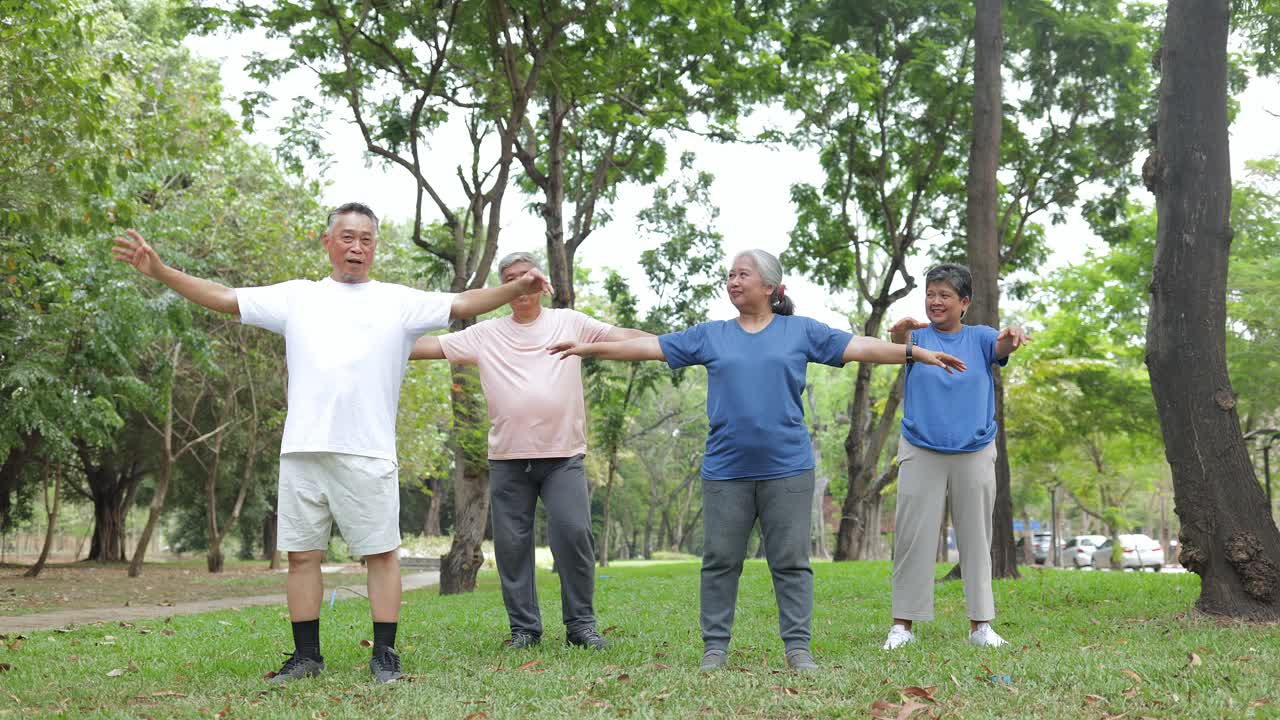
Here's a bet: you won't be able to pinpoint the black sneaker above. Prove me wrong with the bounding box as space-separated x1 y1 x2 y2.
565 627 607 650
503 631 541 649
369 645 402 683
267 652 324 685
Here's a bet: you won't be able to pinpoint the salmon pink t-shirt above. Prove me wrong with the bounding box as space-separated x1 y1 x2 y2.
438 308 614 460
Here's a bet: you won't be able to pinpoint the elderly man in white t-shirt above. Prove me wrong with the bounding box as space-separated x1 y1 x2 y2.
112 203 550 684
410 252 650 651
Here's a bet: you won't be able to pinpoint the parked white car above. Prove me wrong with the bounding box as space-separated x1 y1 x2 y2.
1065 534 1109 568
1093 534 1164 571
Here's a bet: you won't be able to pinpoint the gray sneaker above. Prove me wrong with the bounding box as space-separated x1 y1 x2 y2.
266 652 324 685
785 648 819 672
700 649 728 672
504 631 541 650
369 645 403 683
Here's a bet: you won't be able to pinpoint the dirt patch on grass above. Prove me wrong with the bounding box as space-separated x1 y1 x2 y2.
0 561 371 617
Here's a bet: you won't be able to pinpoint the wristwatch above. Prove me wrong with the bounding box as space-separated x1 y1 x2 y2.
905 333 914 365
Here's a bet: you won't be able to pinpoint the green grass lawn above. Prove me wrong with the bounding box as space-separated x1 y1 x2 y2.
2 561 1276 719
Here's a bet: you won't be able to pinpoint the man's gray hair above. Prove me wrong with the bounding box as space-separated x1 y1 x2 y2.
327 202 379 234
498 251 541 275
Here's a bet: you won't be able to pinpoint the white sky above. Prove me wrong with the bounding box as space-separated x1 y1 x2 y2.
184 31 1280 330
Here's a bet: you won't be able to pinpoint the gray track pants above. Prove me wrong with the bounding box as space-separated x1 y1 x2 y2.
489 455 596 636
891 440 997 622
701 470 815 653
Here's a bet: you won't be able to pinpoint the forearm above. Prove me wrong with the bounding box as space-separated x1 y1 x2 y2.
576 337 665 361
995 338 1015 359
153 264 239 315
843 336 910 365
450 284 521 320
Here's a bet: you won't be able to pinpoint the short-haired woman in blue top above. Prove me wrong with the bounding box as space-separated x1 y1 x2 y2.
881 263 1030 651
551 250 965 672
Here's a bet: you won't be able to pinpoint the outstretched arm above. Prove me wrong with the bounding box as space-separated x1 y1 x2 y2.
994 326 1031 360
449 269 554 320
409 335 446 361
603 326 654 342
842 336 966 373
549 337 665 362
112 229 239 315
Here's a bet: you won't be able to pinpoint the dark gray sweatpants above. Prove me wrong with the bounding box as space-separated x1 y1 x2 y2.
701 470 815 653
489 455 596 636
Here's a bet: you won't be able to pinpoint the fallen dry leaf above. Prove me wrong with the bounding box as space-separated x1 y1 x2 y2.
1123 686 1139 699
901 686 937 702
1084 695 1105 704
617 674 631 682
517 659 542 671
652 663 669 670
870 699 899 720
106 668 127 677
359 639 373 648
7 639 22 652
1187 652 1202 667
1122 669 1143 683
463 713 488 720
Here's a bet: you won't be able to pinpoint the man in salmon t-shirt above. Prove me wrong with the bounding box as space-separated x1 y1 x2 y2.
411 251 651 650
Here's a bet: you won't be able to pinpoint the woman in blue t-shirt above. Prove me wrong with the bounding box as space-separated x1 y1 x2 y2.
550 249 965 672
881 263 1029 652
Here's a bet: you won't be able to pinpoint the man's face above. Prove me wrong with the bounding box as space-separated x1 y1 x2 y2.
501 260 542 313
322 212 378 283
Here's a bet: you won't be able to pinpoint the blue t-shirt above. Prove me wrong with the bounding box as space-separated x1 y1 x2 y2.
658 315 852 481
901 324 1007 453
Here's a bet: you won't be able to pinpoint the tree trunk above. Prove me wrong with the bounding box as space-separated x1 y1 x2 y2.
1145 0 1280 618
440 361 490 594
423 476 444 536
643 471 659 558
964 0 1019 582
129 452 171 578
599 457 618 567
542 92 574 310
25 470 62 578
834 365 907 561
88 479 129 563
263 512 280 569
1021 510 1035 566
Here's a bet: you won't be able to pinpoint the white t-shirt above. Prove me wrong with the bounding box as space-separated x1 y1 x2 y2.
236 277 453 461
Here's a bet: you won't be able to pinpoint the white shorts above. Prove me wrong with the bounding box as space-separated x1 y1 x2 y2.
277 452 400 557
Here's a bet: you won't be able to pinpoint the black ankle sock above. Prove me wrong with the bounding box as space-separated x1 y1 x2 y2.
373 621 397 650
291 619 321 659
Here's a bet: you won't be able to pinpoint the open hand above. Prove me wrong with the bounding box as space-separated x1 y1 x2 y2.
515 268 554 297
111 229 164 278
547 340 586 360
889 316 929 339
917 348 966 374
997 326 1032 350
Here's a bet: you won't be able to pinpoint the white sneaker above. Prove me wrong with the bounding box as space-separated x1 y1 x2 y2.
969 623 1009 648
882 624 915 650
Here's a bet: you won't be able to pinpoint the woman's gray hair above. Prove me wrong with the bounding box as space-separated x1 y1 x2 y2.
497 251 541 275
733 249 795 316
924 263 973 300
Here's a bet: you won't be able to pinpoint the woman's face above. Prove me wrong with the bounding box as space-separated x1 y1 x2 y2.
726 256 773 311
925 280 968 326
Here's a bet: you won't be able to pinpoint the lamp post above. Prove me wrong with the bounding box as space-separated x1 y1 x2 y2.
1242 428 1280 517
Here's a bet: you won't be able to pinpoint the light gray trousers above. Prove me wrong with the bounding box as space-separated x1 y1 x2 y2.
891 440 997 622
489 455 596 636
701 470 815 653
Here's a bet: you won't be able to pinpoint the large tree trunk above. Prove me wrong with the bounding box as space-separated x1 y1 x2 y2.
964 0 1019 581
1144 0 1280 618
83 454 137 563
25 470 62 578
440 361 490 594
